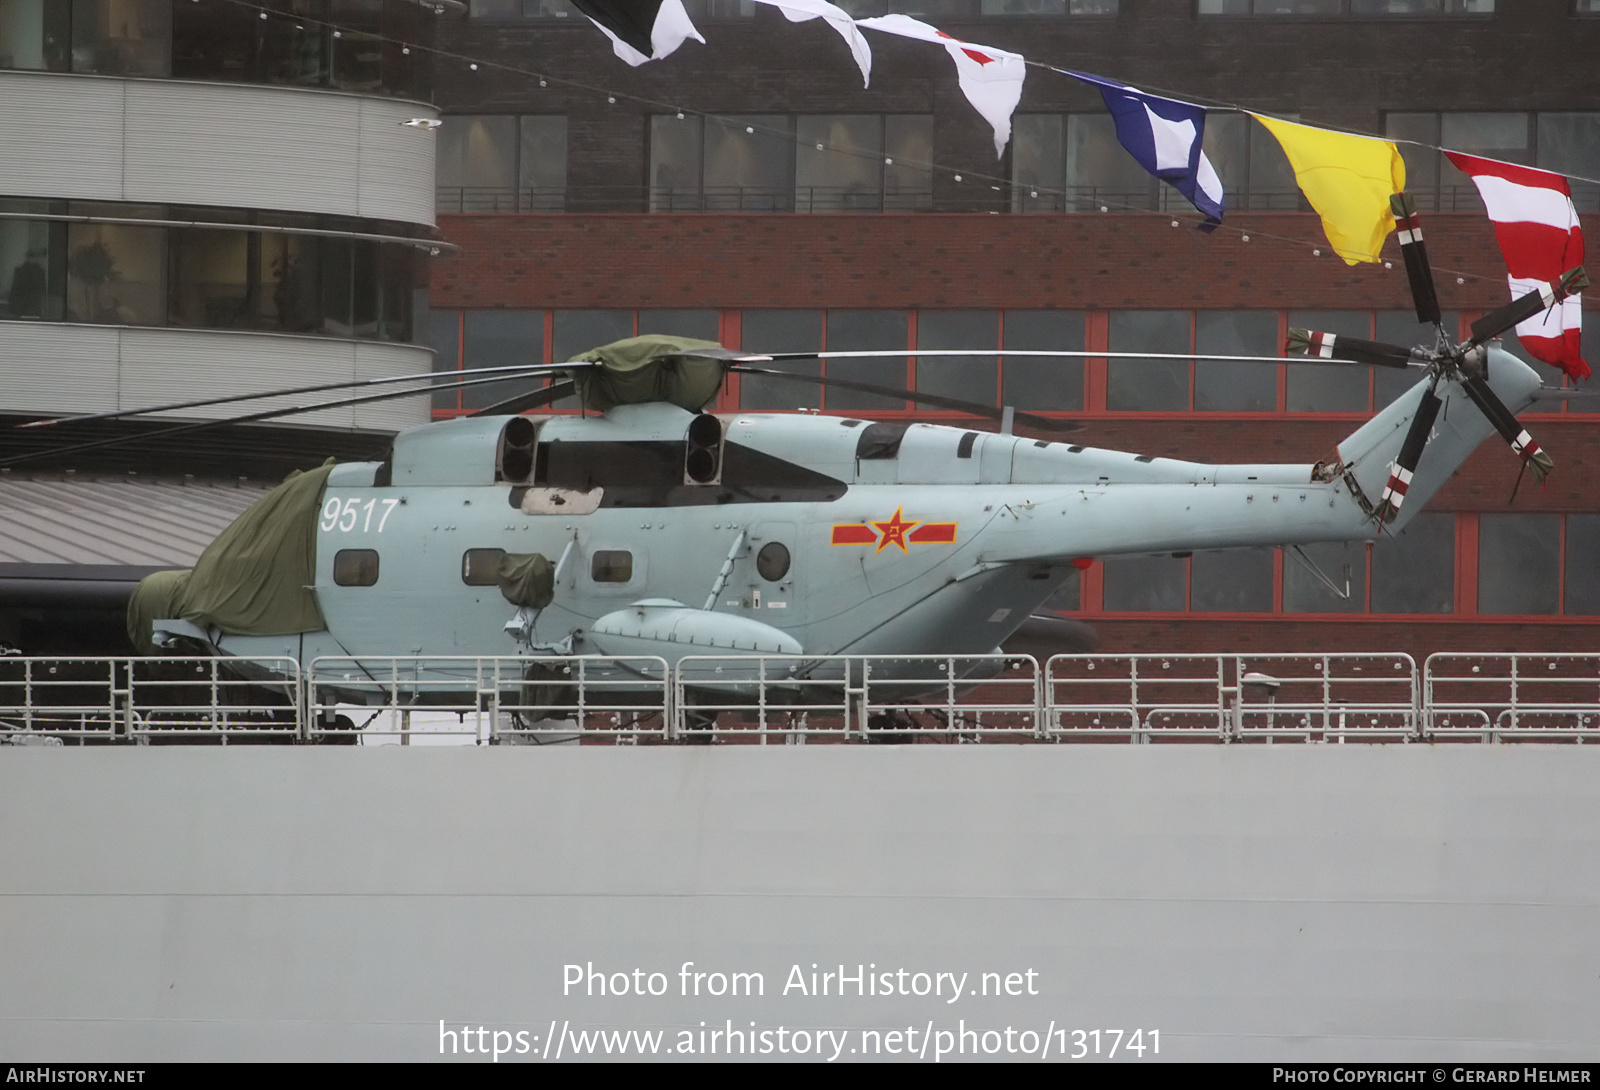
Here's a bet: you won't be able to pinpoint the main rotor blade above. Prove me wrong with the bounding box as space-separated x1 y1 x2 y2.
1372 384 1443 526
0 369 566 469
1390 192 1444 329
735 349 1297 365
1287 328 1420 368
1468 267 1589 346
728 365 1080 434
14 362 572 430
469 380 578 417
1457 374 1555 484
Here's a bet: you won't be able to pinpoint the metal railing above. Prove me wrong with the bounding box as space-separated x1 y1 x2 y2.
305 655 670 745
1044 654 1419 743
6 651 1600 746
674 654 1041 743
1424 653 1600 743
0 656 300 744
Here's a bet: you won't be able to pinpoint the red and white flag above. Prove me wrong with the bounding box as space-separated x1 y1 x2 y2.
1445 151 1588 380
855 15 1025 158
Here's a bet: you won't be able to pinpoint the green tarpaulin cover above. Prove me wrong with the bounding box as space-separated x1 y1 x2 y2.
496 552 555 609
570 335 727 413
127 462 333 652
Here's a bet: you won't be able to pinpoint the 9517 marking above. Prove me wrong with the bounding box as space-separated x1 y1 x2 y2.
321 496 399 534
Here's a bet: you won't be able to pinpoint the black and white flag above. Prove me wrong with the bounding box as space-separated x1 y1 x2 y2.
569 0 705 66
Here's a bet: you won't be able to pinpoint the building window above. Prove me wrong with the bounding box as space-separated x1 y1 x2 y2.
1102 555 1187 611
1282 542 1365 613
0 214 66 320
1001 311 1084 411
1012 112 1299 213
650 114 931 213
0 0 70 70
916 310 998 408
462 310 545 409
1386 112 1600 214
1199 1 1492 13
1194 311 1278 411
1286 310 1371 412
740 310 823 410
1581 0 1600 13
469 0 755 19
1564 515 1600 614
639 309 719 341
1478 514 1561 615
0 1 431 95
1190 548 1274 612
826 310 909 410
1107 310 1190 411
1370 512 1454 614
437 115 567 213
2 211 415 339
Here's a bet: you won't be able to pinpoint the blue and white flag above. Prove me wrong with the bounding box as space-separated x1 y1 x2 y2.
1067 71 1224 229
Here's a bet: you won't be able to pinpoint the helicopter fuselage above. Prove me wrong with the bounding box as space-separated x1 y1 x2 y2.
209 349 1536 668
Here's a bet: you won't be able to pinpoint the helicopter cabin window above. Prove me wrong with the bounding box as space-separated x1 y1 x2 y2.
1370 513 1453 613
591 550 633 583
1107 311 1190 411
462 548 506 587
1286 310 1370 411
1478 515 1560 615
756 542 791 582
333 549 380 587
1001 310 1084 411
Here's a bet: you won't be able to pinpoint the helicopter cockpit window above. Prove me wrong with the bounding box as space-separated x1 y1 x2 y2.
591 550 633 583
462 548 506 586
333 549 380 587
756 542 790 582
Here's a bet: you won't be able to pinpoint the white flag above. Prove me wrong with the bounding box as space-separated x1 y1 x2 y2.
856 15 1024 157
749 0 873 88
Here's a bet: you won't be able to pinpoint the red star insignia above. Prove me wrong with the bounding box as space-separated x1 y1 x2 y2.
871 506 921 555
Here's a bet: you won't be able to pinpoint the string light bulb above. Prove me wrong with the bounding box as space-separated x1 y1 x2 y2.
539 79 547 87
607 95 616 104
953 174 962 182
1241 234 1250 242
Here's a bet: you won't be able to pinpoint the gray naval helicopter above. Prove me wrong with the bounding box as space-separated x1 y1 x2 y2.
16 195 1589 719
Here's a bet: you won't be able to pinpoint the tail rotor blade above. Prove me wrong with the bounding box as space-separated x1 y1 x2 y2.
1468 267 1589 346
1390 192 1443 328
1287 328 1418 368
1458 374 1555 484
1372 386 1442 525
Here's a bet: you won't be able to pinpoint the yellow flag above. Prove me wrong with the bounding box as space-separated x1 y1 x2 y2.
1250 114 1406 265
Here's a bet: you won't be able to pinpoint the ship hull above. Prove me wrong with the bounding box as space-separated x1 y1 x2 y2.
2 745 1597 1062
